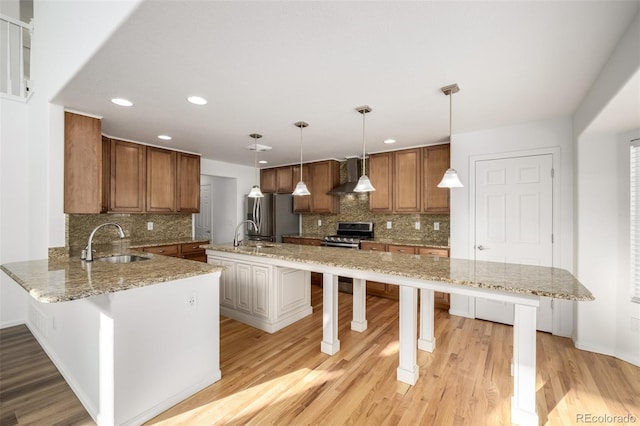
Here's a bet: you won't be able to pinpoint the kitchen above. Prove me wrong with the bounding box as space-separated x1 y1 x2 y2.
1 1 639 425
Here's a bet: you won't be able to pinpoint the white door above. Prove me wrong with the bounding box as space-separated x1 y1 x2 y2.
194 184 212 241
474 154 554 332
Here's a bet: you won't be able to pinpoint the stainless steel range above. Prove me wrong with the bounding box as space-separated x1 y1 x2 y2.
321 222 374 249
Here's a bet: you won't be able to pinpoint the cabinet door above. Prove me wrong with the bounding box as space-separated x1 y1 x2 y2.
110 139 145 212
394 148 422 212
423 144 450 213
236 263 252 314
417 247 450 257
142 244 180 256
276 268 311 316
252 265 271 319
146 147 177 213
310 160 339 213
260 168 277 193
368 152 393 213
177 152 201 213
276 166 294 193
293 164 312 213
360 241 386 252
209 257 237 308
64 112 103 213
387 244 417 255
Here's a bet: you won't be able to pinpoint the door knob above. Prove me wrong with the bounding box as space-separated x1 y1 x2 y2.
477 245 488 250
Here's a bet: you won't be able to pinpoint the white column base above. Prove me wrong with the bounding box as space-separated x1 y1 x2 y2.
351 278 368 332
511 402 539 426
396 364 419 385
321 272 340 355
418 288 436 353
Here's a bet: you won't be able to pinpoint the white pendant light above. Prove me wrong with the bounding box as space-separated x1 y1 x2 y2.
248 133 265 198
353 105 376 193
292 121 311 196
438 84 464 189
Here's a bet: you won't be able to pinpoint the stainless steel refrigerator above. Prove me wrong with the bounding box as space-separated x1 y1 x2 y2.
245 194 299 242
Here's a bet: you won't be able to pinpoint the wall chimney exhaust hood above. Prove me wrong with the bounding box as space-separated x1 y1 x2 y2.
328 158 363 195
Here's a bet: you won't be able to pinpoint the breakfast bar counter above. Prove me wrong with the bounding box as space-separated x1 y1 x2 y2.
204 242 593 426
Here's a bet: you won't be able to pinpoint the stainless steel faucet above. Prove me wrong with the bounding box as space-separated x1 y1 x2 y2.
233 220 258 247
82 222 125 261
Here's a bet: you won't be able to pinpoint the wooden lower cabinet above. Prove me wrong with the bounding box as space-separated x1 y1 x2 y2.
282 236 322 286
141 242 207 262
360 241 399 300
417 246 451 309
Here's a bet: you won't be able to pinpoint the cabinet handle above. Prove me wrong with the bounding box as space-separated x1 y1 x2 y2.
158 250 165 253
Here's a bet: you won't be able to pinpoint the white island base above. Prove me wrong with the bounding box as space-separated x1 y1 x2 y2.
24 273 221 425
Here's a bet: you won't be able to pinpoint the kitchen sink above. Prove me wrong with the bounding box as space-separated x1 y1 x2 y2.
96 255 150 264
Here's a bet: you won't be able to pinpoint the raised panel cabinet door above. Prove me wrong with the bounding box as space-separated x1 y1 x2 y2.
252 265 271 319
236 263 252 314
260 168 277 193
310 160 339 213
110 139 145 212
277 268 311 316
64 112 103 213
209 257 237 308
387 244 417 254
293 164 312 213
360 241 386 251
276 166 294 193
146 147 177 213
423 144 450 213
177 153 201 213
393 148 422 212
368 152 393 213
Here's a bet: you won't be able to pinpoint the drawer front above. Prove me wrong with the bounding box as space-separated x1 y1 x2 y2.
180 242 206 254
417 247 450 258
387 244 416 254
143 244 179 256
361 242 386 251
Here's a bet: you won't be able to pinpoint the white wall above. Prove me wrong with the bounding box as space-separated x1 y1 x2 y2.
449 117 576 335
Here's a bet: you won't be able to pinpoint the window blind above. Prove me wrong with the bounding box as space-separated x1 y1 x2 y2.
630 139 640 304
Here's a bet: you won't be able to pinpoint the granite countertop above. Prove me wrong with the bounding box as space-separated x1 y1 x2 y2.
129 238 210 249
281 234 449 249
203 242 593 301
1 246 223 303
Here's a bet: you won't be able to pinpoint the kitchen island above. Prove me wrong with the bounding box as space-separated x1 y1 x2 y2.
1 249 224 425
204 242 593 426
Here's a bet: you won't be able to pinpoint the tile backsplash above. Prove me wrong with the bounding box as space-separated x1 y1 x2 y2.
301 192 450 245
67 213 193 249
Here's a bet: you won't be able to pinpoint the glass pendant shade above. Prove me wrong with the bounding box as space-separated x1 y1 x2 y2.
354 175 376 192
292 181 311 196
437 168 463 188
248 185 264 198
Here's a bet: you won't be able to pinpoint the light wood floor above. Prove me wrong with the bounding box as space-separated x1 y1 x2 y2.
1 286 638 425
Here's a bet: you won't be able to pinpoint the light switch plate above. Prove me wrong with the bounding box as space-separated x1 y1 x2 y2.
147 222 153 231
433 222 440 231
386 221 392 229
318 219 322 227
415 222 421 230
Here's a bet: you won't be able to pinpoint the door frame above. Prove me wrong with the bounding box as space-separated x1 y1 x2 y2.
467 147 562 329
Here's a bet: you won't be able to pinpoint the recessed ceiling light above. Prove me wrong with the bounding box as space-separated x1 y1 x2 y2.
383 139 396 144
111 98 133 107
158 135 172 141
187 96 207 105
259 160 268 164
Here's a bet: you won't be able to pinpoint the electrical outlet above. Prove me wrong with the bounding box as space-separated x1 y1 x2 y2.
147 222 154 231
318 219 322 227
415 222 421 230
386 221 392 229
187 292 197 311
434 222 440 231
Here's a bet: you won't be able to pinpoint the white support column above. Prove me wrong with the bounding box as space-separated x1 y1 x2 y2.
511 303 539 426
418 288 436 352
397 285 419 385
351 278 367 332
321 272 340 355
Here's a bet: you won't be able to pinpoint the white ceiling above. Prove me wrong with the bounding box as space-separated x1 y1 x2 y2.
53 0 640 168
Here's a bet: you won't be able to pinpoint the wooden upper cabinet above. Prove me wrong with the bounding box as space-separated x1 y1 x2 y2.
146 147 177 213
177 152 201 213
109 139 145 213
368 152 393 213
292 164 311 213
64 112 104 213
394 148 422 213
276 166 294 193
309 160 340 214
260 168 277 193
423 144 451 213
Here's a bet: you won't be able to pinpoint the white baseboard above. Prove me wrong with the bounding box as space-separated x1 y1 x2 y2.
1 319 25 329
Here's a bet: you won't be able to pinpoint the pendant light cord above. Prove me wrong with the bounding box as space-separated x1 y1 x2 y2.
362 111 367 176
449 89 453 142
299 125 304 181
